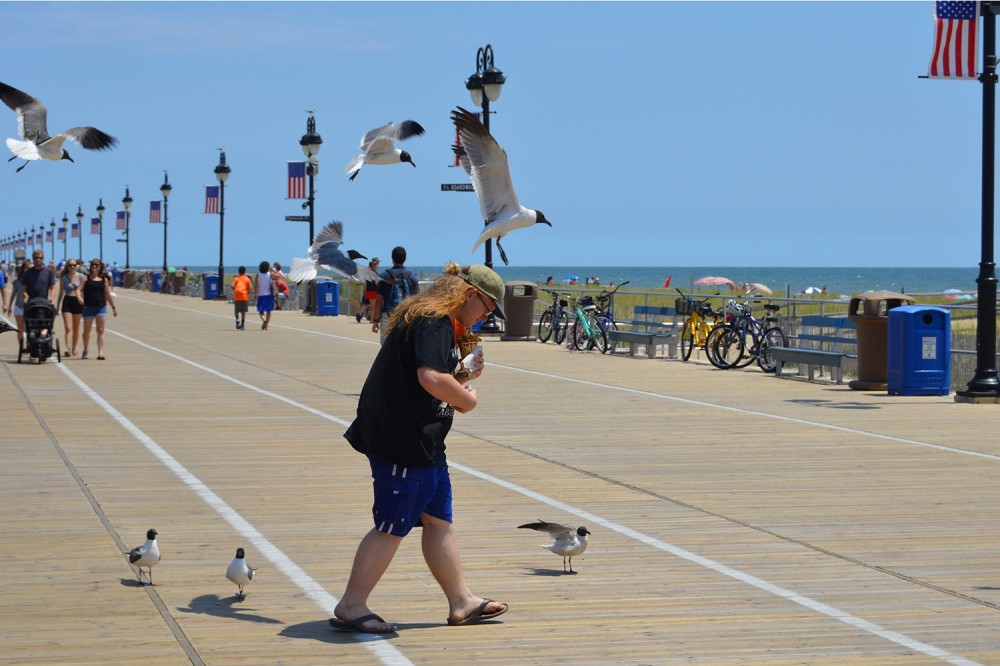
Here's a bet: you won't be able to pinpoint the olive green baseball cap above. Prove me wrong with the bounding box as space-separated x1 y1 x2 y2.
458 264 506 319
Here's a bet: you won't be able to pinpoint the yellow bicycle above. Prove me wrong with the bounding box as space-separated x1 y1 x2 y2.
676 290 720 362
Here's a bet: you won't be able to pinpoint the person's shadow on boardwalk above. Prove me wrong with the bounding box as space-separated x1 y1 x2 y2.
177 593 283 624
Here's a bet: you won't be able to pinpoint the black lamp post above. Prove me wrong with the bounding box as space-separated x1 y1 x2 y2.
465 43 506 332
121 187 132 269
299 114 323 246
214 150 230 299
30 225 36 253
61 213 68 261
49 219 55 259
96 198 105 264
75 206 83 260
160 172 172 275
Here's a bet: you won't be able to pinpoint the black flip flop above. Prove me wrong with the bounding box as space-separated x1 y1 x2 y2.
447 599 509 626
329 613 396 634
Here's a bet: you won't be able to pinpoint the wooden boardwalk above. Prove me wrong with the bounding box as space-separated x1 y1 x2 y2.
1 290 998 665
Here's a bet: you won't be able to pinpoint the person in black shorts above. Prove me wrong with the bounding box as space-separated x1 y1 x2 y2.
56 260 84 357
332 265 508 634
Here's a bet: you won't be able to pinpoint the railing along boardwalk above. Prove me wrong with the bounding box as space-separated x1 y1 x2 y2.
1 289 999 665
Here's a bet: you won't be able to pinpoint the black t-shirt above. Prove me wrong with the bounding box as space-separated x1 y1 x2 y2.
345 315 460 467
22 266 55 300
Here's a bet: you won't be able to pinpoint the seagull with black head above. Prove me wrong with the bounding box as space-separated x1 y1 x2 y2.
287 220 380 285
345 120 425 181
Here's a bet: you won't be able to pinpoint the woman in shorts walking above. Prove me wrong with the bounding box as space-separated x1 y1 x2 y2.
77 259 117 360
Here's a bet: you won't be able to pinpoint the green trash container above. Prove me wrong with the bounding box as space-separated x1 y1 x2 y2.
847 291 915 391
500 281 538 341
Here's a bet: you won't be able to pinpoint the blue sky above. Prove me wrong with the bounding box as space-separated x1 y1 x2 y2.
0 1 987 269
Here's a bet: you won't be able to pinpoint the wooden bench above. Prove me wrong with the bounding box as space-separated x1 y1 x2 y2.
769 315 857 384
607 305 678 358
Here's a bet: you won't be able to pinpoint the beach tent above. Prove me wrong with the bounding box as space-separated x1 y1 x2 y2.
748 282 772 295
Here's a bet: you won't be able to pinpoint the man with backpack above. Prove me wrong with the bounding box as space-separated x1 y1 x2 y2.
371 246 420 344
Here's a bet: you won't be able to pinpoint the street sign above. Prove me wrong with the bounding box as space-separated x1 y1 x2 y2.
440 183 474 192
285 215 310 222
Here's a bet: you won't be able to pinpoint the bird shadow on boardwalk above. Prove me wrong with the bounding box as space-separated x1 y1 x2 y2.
787 398 881 410
176 593 283 624
522 567 577 577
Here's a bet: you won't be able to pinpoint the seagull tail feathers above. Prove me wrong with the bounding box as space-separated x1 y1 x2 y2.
288 257 318 283
344 155 363 178
5 138 38 160
470 226 493 254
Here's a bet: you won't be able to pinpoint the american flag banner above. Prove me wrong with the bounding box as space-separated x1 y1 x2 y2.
58 227 66 241
150 200 162 223
71 222 80 238
45 230 52 243
288 162 306 199
116 211 126 231
205 185 220 214
91 218 101 234
35 232 42 245
929 1 979 79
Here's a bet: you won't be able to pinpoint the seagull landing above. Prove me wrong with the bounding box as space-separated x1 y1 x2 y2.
287 220 380 285
518 520 590 574
225 547 256 599
0 81 117 173
345 120 425 181
451 107 551 265
127 529 160 585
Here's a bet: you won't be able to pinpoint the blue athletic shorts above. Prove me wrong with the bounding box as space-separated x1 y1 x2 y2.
257 294 274 313
368 455 453 537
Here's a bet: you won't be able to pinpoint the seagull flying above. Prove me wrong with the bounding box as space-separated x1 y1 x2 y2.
452 142 472 179
127 528 160 585
225 547 256 599
287 220 381 284
451 106 552 265
0 81 118 173
518 520 590 574
344 120 425 181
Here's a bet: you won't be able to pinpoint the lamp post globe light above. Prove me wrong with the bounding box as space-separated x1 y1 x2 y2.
61 213 68 261
214 150 230 300
96 197 105 264
122 187 132 269
465 43 505 332
300 114 322 246
160 171 172 277
75 206 84 261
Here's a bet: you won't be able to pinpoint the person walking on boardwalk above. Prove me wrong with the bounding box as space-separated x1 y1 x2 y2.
232 266 251 330
77 259 117 360
254 261 274 330
332 265 508 634
370 246 419 344
56 259 83 356
5 259 31 351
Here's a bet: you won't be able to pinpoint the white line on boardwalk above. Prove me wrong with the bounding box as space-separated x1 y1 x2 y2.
104 327 982 666
55 361 413 666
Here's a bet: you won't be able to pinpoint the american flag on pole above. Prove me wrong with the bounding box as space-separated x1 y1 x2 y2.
46 229 52 243
91 218 101 234
36 232 42 245
150 200 161 223
71 222 79 238
116 211 126 230
287 162 306 199
929 1 980 80
58 227 66 241
205 185 220 214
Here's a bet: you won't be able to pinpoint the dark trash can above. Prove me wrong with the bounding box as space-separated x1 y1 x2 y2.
203 273 219 300
173 271 187 294
123 270 136 289
847 291 915 390
500 281 537 341
151 271 163 293
302 279 317 313
314 279 340 316
887 306 951 396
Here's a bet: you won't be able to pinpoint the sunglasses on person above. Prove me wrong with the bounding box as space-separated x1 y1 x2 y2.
476 290 496 315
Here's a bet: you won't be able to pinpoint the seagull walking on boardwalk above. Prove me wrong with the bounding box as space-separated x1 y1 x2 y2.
344 120 425 181
451 106 551 265
0 81 117 173
287 220 381 284
518 520 590 574
127 529 160 585
226 547 256 599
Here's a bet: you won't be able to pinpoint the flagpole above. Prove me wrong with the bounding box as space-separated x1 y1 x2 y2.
958 1 1000 400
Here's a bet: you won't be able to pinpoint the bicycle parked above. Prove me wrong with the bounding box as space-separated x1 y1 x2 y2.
675 289 721 362
705 294 786 372
568 294 609 353
538 287 571 344
593 281 628 336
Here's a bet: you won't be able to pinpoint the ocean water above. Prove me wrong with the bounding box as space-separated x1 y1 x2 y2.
161 265 982 297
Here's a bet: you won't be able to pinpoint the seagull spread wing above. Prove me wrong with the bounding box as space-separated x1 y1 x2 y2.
518 520 575 539
309 220 343 257
0 82 48 142
61 126 117 151
451 107 519 223
452 143 473 180
360 120 425 151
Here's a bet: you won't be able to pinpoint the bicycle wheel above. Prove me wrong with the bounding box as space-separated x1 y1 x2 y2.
703 325 728 368
570 319 587 351
538 309 554 343
756 326 788 373
732 326 757 369
591 318 610 354
710 327 745 369
554 310 570 345
680 319 695 361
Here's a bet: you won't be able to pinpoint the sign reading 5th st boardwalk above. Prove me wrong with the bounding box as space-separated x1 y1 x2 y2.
440 183 474 192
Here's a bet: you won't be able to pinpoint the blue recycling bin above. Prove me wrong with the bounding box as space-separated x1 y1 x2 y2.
202 273 219 300
887 306 951 396
314 279 339 316
113 269 123 287
151 271 162 293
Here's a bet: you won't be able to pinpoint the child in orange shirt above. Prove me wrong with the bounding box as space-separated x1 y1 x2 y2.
232 266 252 330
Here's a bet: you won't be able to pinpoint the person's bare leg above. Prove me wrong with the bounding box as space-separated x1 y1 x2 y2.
62 311 72 355
420 514 506 623
95 316 106 357
333 528 401 631
71 313 81 354
81 317 93 356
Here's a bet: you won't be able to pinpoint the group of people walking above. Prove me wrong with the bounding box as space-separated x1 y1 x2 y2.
230 261 286 331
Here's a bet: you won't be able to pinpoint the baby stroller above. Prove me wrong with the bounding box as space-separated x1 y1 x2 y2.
19 297 61 364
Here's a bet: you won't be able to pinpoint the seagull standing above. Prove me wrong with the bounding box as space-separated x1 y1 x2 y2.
287 220 381 284
518 520 590 574
127 528 160 585
451 106 552 265
225 547 255 599
0 81 117 173
344 120 425 181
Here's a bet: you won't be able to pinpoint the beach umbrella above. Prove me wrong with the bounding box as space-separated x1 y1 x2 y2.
803 286 821 295
748 282 772 295
942 288 962 300
694 275 735 288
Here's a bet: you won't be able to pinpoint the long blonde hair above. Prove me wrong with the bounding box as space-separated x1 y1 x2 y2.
385 274 469 336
